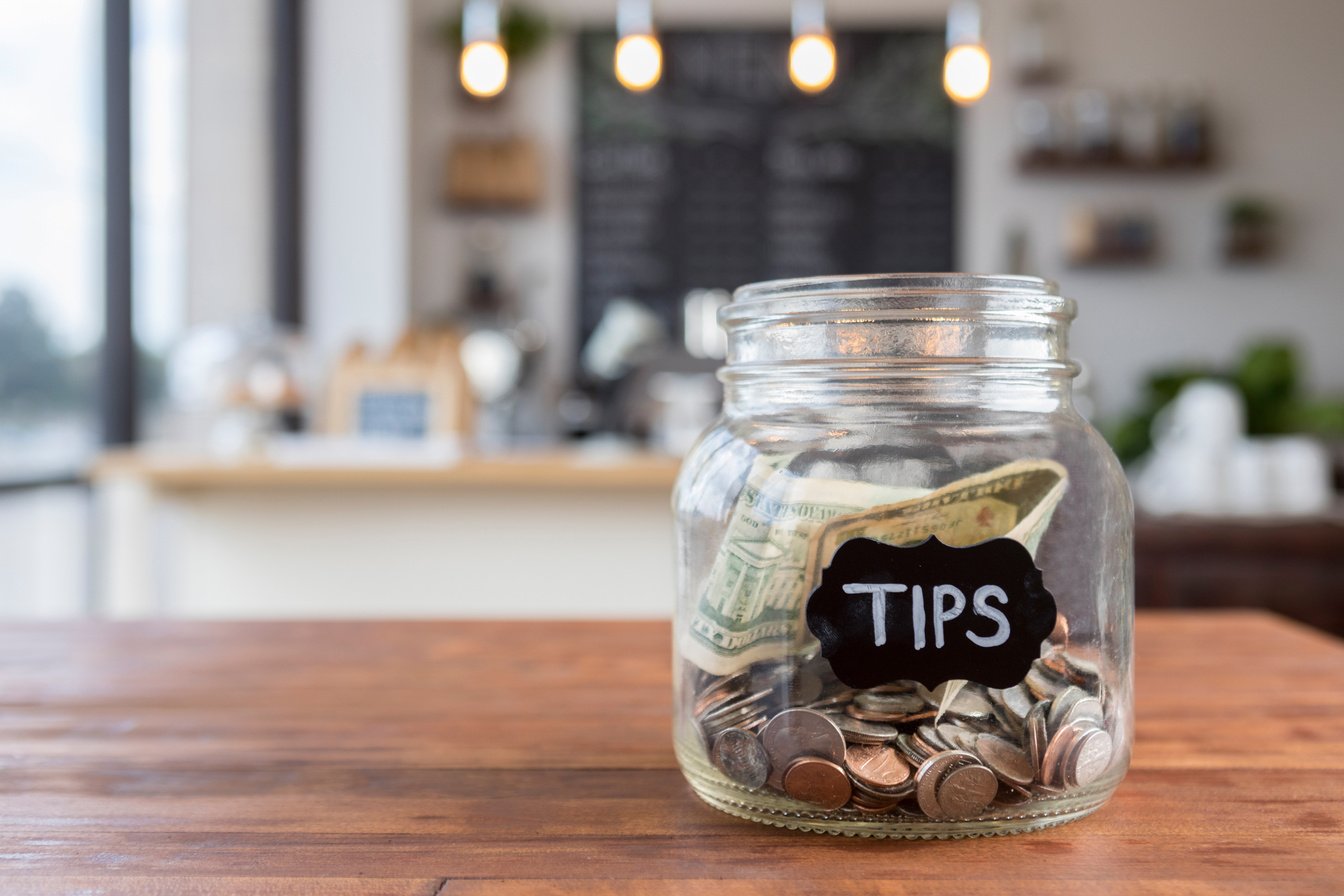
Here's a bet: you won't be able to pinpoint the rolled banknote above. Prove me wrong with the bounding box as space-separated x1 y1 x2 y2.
682 458 1069 676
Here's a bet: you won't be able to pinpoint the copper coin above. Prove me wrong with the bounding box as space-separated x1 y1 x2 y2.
844 743 912 791
915 749 977 820
936 762 998 820
782 756 852 810
711 728 770 790
975 733 1035 787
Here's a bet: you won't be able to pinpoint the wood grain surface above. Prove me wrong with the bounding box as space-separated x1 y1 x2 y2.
0 611 1341 894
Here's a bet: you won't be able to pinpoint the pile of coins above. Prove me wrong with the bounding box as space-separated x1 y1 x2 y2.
693 644 1114 820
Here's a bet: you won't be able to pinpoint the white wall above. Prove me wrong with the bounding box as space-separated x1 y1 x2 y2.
185 0 269 327
304 0 411 359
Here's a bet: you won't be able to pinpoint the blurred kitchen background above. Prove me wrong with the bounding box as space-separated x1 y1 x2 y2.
3 0 1342 628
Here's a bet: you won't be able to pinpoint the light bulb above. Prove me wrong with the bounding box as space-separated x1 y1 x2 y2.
789 33 835 94
615 33 662 91
460 40 508 98
943 43 991 105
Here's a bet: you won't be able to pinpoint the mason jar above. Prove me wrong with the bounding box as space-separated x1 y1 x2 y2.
672 274 1133 838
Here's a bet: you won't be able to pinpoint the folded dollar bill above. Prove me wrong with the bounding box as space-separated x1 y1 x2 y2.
682 458 1069 676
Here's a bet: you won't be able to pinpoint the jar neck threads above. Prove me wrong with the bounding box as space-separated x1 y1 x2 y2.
719 274 1078 416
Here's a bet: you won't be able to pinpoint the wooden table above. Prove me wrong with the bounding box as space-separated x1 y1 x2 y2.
1 611 1341 894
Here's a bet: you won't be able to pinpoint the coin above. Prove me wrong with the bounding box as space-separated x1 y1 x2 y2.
1000 683 1035 722
896 732 932 766
945 689 994 720
1064 696 1105 727
1065 727 1113 787
1025 700 1050 780
915 750 978 820
830 713 900 745
975 733 1035 787
761 708 846 768
711 728 770 790
916 724 952 752
937 722 978 752
854 691 926 715
868 681 919 695
937 762 999 820
844 742 912 791
1046 685 1086 732
782 756 852 810
1041 719 1093 788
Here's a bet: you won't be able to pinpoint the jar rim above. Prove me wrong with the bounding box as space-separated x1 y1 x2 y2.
732 273 1063 304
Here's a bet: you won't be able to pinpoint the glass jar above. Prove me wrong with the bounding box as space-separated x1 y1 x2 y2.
672 274 1133 838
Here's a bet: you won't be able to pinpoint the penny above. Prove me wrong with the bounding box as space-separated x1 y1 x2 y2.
915 750 978 820
844 742 912 791
975 733 1035 787
1065 727 1113 787
712 728 770 790
760 708 846 768
937 762 999 820
782 756 852 810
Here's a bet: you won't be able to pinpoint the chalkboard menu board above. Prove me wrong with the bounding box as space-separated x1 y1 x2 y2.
577 29 956 346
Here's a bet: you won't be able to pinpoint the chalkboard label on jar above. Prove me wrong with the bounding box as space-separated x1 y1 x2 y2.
805 536 1057 689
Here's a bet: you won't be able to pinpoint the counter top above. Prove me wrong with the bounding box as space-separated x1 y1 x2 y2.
1 611 1341 893
92 446 681 491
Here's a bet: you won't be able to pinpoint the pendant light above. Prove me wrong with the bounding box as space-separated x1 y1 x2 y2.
944 0 991 105
789 0 835 94
460 0 508 99
615 0 661 92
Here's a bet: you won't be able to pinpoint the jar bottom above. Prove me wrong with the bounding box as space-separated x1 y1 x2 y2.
675 734 1121 839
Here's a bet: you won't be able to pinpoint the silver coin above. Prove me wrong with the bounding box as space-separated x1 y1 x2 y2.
1041 719 1095 788
855 691 926 715
1025 700 1050 782
945 689 995 720
760 708 846 769
1046 685 1086 731
1065 727 1113 787
830 713 901 745
1001 684 1035 721
917 724 952 752
712 728 770 790
896 732 932 766
915 750 978 820
1064 696 1105 727
936 762 999 820
975 733 1035 787
937 722 978 752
